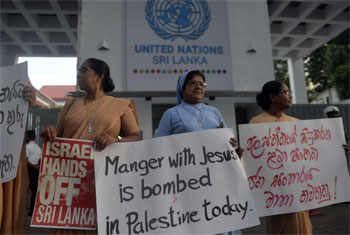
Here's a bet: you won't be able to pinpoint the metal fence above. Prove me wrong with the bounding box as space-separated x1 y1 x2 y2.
285 104 350 141
26 108 61 147
27 103 350 147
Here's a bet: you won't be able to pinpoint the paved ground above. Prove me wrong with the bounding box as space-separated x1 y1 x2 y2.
27 203 349 234
242 203 350 235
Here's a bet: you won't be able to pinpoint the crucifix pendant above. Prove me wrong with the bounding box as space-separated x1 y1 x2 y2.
87 123 93 133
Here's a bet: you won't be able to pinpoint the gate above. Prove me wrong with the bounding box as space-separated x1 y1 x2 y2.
27 108 62 147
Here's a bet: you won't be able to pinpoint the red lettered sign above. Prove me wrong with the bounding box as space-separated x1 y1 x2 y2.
31 138 96 230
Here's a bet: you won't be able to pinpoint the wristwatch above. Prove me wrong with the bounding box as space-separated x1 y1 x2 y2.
117 136 122 142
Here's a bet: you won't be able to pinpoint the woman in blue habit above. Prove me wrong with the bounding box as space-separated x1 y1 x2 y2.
156 70 242 235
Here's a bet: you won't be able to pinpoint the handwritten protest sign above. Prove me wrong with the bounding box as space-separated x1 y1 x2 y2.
31 138 96 230
0 62 29 183
239 118 350 217
94 128 260 235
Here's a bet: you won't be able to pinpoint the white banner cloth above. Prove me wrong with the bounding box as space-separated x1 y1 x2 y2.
95 128 260 234
0 62 29 182
239 118 350 217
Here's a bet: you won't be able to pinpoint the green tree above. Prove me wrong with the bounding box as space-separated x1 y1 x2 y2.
332 65 350 100
325 44 349 100
305 46 328 92
274 59 290 87
305 29 349 100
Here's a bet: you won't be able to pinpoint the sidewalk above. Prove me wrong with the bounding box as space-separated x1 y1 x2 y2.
242 203 350 235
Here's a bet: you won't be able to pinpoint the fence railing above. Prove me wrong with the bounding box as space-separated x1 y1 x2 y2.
27 104 350 147
27 108 61 147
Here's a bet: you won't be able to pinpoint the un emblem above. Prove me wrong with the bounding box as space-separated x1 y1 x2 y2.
145 0 211 41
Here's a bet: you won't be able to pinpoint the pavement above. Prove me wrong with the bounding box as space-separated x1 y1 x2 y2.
27 203 349 234
242 203 350 235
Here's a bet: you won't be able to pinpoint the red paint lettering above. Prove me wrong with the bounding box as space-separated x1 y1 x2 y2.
300 126 332 146
291 147 319 162
247 166 265 190
267 148 287 170
300 183 331 204
246 136 265 159
264 191 293 208
270 166 320 188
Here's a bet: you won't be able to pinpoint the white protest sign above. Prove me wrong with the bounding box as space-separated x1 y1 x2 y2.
239 118 350 217
0 62 29 182
94 128 260 235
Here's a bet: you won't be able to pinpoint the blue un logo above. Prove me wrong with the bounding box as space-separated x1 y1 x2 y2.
145 0 211 41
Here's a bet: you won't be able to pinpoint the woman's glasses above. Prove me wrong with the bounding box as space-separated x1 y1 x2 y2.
187 81 207 88
280 90 292 95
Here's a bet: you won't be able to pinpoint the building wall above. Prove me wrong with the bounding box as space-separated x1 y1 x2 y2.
78 0 273 92
311 87 341 104
78 0 126 91
0 47 16 67
77 0 274 138
227 0 274 91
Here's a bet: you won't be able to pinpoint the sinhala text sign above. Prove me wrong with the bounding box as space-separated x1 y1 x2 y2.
126 0 233 91
239 118 350 216
0 62 28 183
31 138 96 230
94 128 260 234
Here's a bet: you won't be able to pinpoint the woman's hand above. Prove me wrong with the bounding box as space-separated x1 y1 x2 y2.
343 144 350 156
94 133 118 152
40 126 57 141
235 147 244 159
22 84 36 107
229 137 237 147
94 131 142 152
229 137 244 159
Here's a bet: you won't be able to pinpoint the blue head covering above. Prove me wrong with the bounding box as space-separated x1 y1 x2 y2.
176 71 189 104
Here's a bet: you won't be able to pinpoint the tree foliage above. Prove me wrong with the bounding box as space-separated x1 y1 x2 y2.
325 44 350 100
274 59 290 87
304 29 349 100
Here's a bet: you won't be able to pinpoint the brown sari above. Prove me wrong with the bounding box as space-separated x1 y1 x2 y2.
250 112 312 235
52 96 140 234
0 138 29 234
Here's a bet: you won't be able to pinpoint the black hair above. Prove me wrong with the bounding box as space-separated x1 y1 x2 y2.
26 130 36 141
182 70 206 91
85 58 115 92
256 80 284 111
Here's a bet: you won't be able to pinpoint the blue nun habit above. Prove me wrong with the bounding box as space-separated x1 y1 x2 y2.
156 72 241 235
156 73 241 235
156 72 227 137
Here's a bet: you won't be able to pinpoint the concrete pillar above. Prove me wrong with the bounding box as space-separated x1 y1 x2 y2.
78 1 126 91
208 98 237 137
133 98 152 139
227 0 274 91
0 48 16 67
287 57 308 104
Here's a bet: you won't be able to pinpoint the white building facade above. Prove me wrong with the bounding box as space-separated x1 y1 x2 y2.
1 0 349 139
78 0 275 139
